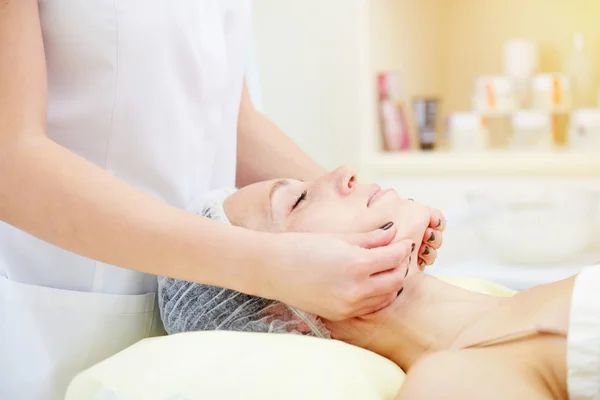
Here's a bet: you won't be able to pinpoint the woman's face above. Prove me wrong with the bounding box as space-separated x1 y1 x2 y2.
223 166 430 250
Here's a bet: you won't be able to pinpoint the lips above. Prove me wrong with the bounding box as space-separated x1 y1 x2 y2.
368 187 393 207
367 185 382 207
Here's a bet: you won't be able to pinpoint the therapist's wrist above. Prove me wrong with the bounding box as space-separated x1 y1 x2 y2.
241 231 293 301
221 228 280 299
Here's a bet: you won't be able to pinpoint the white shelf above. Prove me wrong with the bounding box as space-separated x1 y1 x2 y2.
363 151 600 177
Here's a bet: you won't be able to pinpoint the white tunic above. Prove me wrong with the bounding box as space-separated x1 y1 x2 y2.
0 1 251 398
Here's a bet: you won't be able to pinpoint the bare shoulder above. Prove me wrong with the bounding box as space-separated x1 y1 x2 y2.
397 350 551 400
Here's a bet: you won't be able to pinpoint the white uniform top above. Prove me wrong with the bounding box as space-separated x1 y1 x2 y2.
0 1 251 398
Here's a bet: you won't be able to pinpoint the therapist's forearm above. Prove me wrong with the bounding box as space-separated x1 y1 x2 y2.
236 83 326 187
0 137 272 294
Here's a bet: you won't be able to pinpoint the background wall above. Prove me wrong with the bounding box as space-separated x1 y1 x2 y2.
252 0 370 170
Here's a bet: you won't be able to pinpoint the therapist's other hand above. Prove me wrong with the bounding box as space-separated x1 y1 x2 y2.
418 207 445 269
267 226 414 321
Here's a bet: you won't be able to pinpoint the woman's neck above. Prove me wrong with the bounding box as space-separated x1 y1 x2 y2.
381 273 505 371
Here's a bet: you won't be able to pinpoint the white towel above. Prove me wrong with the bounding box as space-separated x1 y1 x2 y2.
568 266 600 400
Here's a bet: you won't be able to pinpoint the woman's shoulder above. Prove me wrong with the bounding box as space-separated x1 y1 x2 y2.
398 348 555 400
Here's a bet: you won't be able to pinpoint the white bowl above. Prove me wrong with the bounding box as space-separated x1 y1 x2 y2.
466 187 599 264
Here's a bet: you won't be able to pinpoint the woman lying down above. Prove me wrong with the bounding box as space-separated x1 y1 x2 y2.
158 167 599 400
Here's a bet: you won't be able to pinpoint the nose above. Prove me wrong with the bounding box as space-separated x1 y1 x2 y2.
327 165 357 196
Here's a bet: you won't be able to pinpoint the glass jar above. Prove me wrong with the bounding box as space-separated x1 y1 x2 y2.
473 76 517 148
569 109 600 152
448 112 489 151
473 76 518 114
531 73 572 146
531 73 572 110
511 110 552 150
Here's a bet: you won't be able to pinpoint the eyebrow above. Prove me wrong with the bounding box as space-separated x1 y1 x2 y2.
269 180 290 219
269 179 290 202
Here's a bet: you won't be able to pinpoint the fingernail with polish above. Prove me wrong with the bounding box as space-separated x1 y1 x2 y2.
397 287 404 296
422 246 430 256
411 243 416 252
379 222 394 230
436 219 442 228
428 232 436 243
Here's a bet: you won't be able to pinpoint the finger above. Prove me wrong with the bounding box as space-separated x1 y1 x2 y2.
346 293 395 318
423 228 443 249
418 244 437 267
364 238 414 276
429 208 446 231
338 223 396 249
364 250 411 298
350 293 397 317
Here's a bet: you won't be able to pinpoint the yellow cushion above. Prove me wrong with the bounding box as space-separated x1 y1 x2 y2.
439 276 517 297
66 331 405 400
66 277 516 400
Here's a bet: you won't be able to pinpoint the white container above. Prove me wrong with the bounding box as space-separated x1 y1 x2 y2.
448 112 489 151
503 39 539 107
531 73 572 111
569 108 600 152
466 186 599 264
473 76 518 114
511 110 552 150
504 40 539 79
564 33 596 108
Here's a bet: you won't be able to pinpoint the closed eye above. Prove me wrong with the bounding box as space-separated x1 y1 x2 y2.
291 190 307 211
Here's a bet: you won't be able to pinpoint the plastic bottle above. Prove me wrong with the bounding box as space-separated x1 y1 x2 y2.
564 33 595 108
503 39 539 108
413 97 440 151
377 72 411 151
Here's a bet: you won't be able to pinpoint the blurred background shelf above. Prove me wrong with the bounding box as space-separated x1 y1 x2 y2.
253 1 600 288
363 151 600 177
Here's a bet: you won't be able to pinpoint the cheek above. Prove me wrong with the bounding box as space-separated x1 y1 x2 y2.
287 204 361 234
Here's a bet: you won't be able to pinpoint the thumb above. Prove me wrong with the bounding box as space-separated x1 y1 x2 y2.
337 222 396 249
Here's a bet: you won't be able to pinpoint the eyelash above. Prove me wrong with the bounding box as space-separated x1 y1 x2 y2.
291 190 307 211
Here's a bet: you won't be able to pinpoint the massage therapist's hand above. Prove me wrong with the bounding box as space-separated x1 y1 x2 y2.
262 225 414 321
